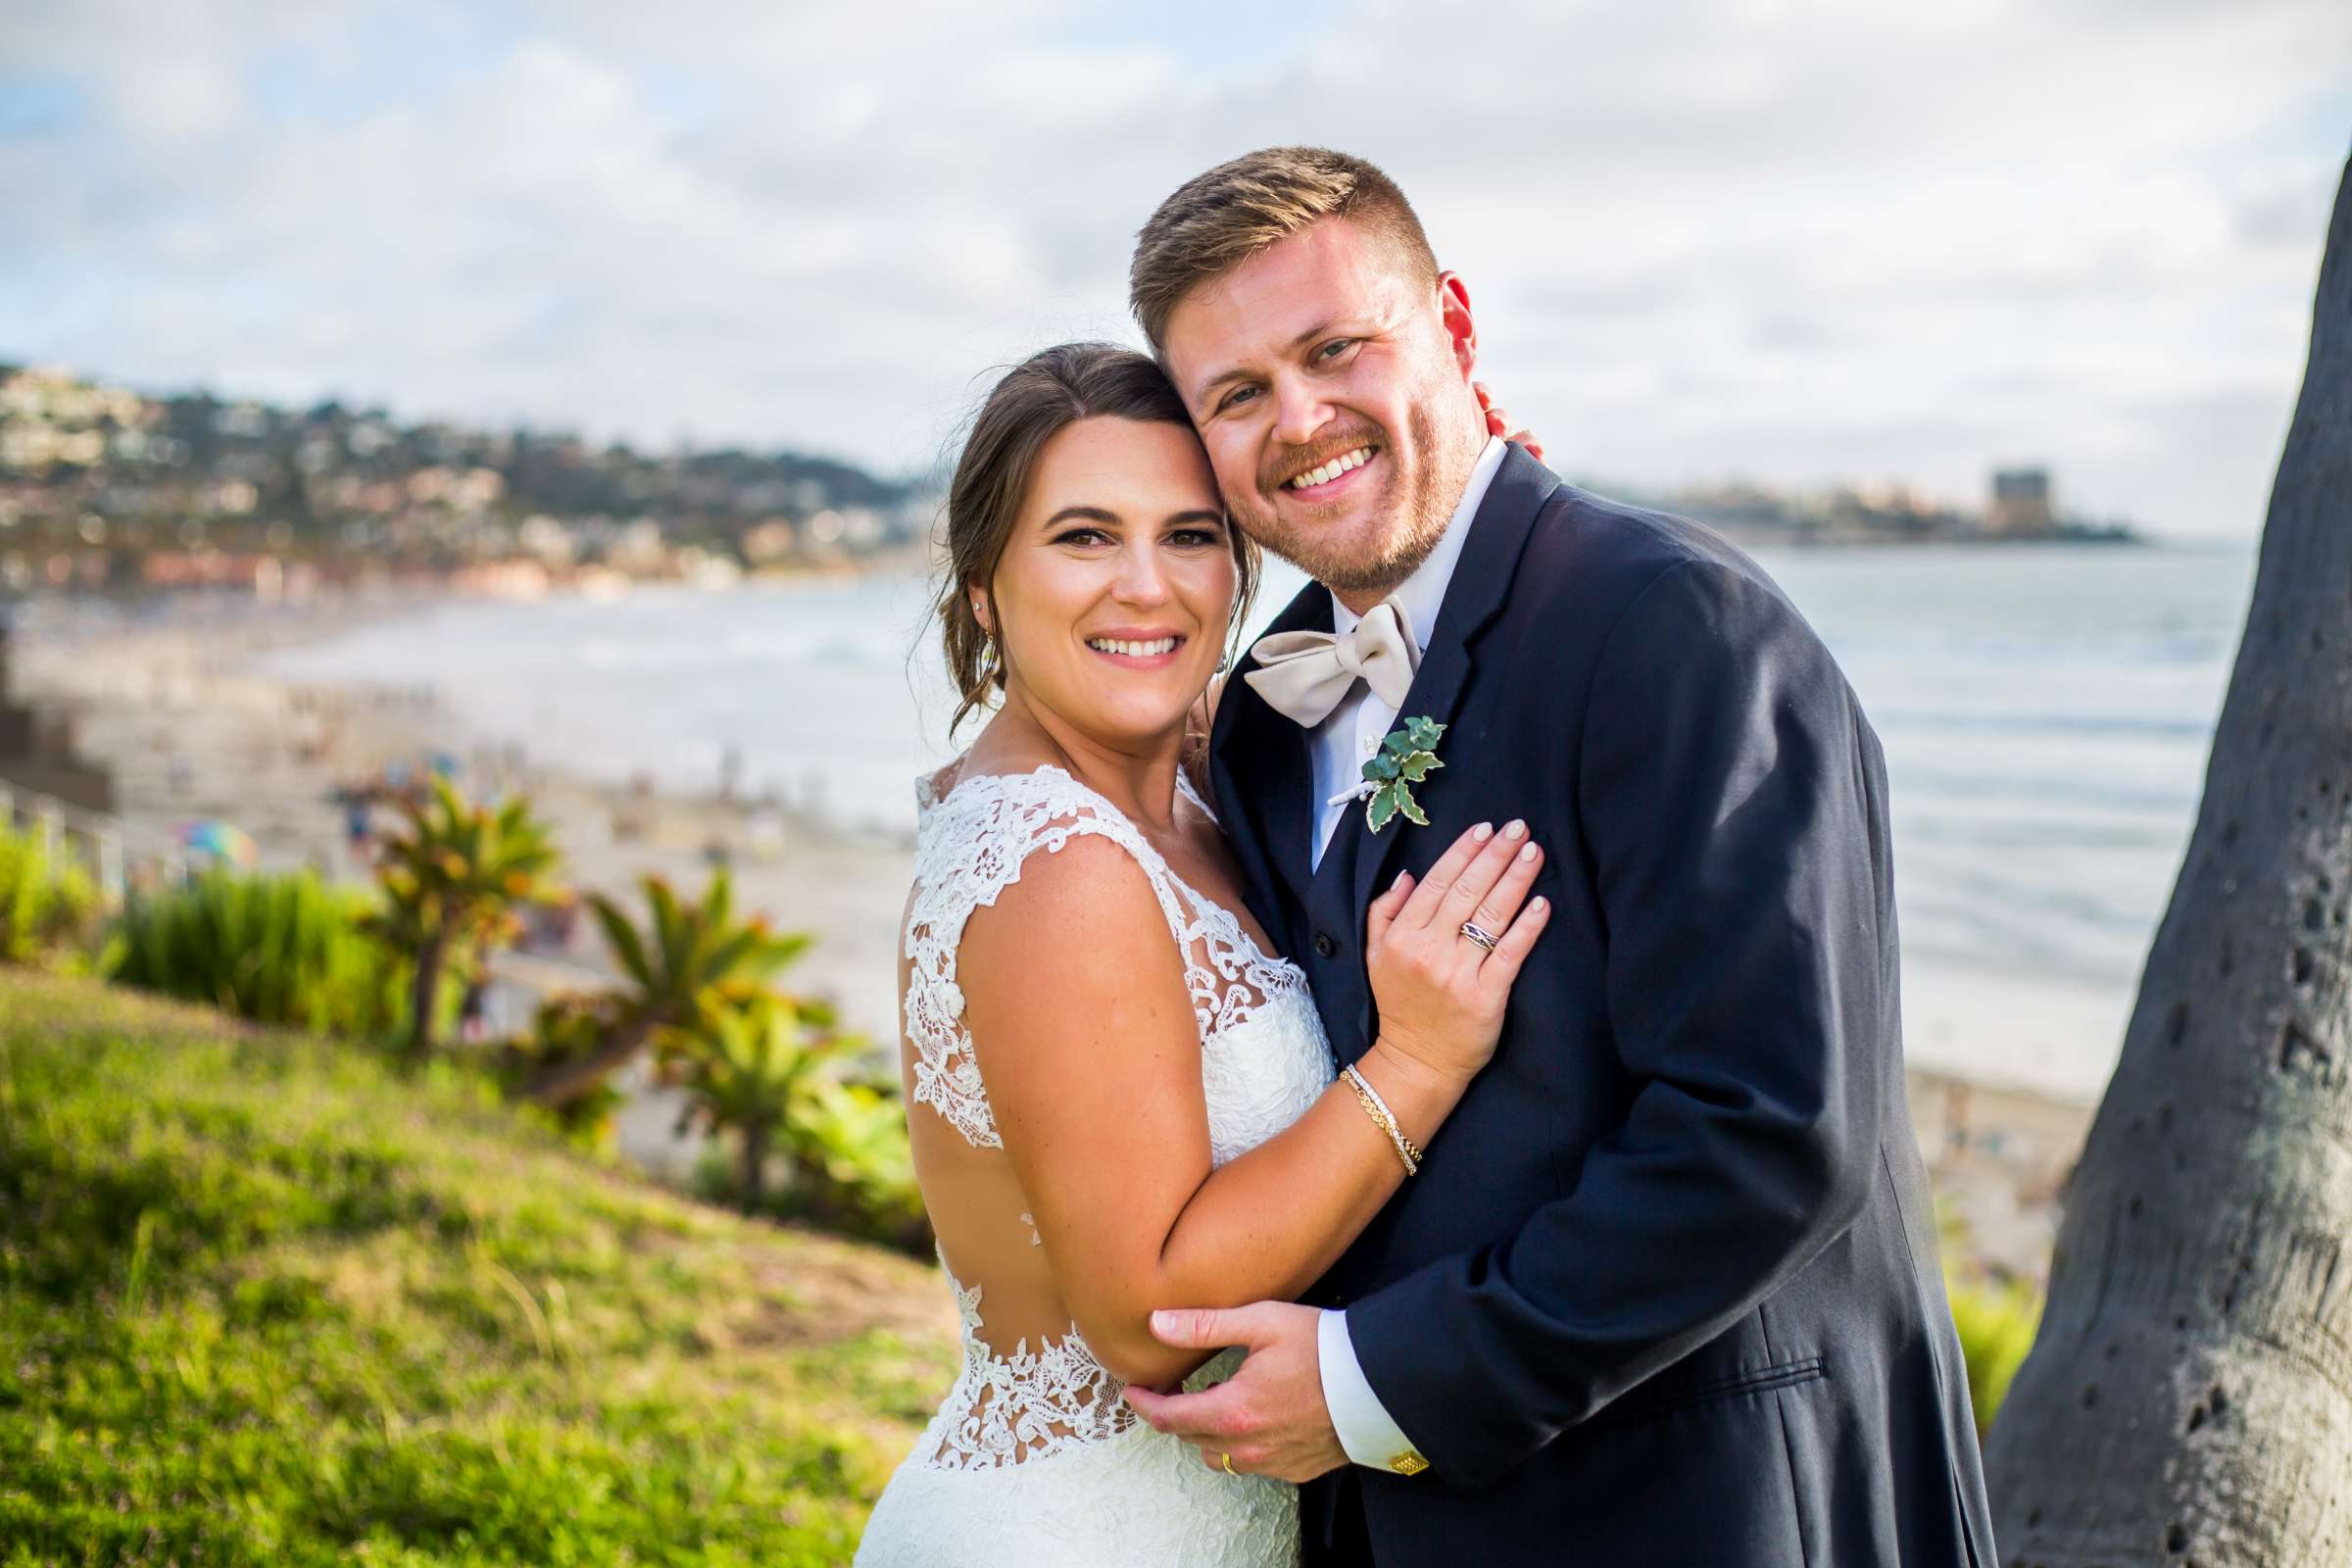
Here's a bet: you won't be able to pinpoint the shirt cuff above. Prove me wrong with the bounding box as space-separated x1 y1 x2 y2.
1316 1306 1423 1472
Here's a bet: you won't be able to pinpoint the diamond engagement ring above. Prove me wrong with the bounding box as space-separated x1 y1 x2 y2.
1459 920 1499 953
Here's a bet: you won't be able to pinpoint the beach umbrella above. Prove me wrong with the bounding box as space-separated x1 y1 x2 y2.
177 819 260 866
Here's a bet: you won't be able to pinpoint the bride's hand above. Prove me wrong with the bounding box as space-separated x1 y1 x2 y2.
1473 381 1545 464
1361 819 1549 1091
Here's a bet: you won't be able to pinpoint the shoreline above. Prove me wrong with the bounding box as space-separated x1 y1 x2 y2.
9 585 2093 1285
13 587 918 1034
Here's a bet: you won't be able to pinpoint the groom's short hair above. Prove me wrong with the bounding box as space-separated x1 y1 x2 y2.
1130 146 1440 355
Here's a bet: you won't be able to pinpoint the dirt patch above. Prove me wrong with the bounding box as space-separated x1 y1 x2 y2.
631 1217 957 1353
736 1226 958 1349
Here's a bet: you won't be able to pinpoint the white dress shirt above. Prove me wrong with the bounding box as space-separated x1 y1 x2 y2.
1307 433 1507 1471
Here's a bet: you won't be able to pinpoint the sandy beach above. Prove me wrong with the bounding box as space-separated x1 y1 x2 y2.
13 591 918 1029
10 586 2092 1287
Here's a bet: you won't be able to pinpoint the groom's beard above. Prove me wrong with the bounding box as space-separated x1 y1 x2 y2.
1229 401 1474 597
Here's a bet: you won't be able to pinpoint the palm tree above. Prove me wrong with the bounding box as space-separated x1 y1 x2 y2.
368 775 563 1061
1984 152 2352 1564
520 868 809 1108
665 990 858 1209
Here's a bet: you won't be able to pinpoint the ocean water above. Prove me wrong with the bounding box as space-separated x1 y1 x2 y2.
265 539 2259 1097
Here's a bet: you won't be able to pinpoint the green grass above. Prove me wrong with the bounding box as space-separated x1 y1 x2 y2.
0 970 957 1566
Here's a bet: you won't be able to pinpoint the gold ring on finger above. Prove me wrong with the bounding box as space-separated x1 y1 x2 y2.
1459 919 1499 953
1221 1451 1238 1477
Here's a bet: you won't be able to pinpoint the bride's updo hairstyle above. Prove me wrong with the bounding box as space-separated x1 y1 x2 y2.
935 342 1260 733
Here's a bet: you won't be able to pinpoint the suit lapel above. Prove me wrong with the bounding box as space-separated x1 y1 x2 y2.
1208 580 1331 937
1337 444 1565 926
1217 444 1563 1056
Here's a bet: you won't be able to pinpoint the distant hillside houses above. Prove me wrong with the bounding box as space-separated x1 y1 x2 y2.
0 361 2141 599
1647 465 2138 547
0 363 938 595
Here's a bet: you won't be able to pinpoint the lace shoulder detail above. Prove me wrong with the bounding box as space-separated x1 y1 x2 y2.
902 765 1196 1150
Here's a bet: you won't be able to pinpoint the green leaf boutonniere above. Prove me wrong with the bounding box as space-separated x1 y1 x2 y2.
1361 714 1446 833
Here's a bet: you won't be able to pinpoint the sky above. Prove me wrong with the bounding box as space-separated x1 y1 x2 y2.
3 0 2348 540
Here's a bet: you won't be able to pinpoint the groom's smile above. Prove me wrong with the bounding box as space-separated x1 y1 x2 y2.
1280 441 1380 496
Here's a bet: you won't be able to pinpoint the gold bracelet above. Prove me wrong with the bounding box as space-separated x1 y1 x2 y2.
1345 1065 1425 1165
1342 1063 1422 1176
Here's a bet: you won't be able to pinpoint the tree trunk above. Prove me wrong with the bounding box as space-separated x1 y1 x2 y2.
519 1011 655 1108
1984 152 2352 1565
739 1114 770 1211
408 932 447 1062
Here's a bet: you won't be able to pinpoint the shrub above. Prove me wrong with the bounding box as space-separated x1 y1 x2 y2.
690 1072 928 1257
661 973 929 1255
490 990 631 1150
0 819 101 966
1946 1273 2042 1437
103 867 409 1041
785 1078 929 1254
667 991 856 1206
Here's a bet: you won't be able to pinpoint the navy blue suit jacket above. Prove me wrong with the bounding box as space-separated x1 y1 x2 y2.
1207 446 1996 1566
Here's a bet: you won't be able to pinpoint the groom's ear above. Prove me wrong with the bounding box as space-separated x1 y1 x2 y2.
1436 270 1478 379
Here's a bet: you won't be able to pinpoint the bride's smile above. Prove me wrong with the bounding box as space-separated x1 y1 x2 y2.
1083 628 1186 667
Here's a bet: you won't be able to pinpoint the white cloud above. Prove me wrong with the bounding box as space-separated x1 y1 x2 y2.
1 0 2344 536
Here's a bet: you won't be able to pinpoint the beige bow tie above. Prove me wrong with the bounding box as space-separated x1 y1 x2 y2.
1242 598 1420 729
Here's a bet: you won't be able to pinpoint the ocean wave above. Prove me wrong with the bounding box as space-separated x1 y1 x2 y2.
1871 708 2215 740
1889 766 2200 814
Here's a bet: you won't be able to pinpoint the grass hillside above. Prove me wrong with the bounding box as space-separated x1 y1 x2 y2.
0 970 956 1567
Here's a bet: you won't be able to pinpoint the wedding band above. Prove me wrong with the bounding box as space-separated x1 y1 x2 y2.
1221 1451 1238 1477
1459 920 1499 953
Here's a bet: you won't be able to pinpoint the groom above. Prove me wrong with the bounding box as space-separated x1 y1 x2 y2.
1119 148 1997 1566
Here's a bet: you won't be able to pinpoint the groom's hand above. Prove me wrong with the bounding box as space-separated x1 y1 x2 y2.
1121 1301 1348 1483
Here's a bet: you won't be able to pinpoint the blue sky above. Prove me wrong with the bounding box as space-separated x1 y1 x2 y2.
4 0 2347 539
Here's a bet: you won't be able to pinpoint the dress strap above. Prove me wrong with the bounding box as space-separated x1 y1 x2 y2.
902 765 1196 1150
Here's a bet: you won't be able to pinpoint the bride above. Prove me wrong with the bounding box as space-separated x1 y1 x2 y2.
855 342 1549 1567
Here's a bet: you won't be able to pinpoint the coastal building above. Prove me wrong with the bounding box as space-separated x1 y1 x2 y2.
139 551 293 600
1988 468 2055 536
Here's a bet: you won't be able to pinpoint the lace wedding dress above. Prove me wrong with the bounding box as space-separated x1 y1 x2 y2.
855 763 1335 1567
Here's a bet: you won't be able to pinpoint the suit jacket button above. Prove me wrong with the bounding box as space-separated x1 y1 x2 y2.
1313 931 1337 958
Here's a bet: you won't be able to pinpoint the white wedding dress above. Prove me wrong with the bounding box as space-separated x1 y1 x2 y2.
855 762 1335 1568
